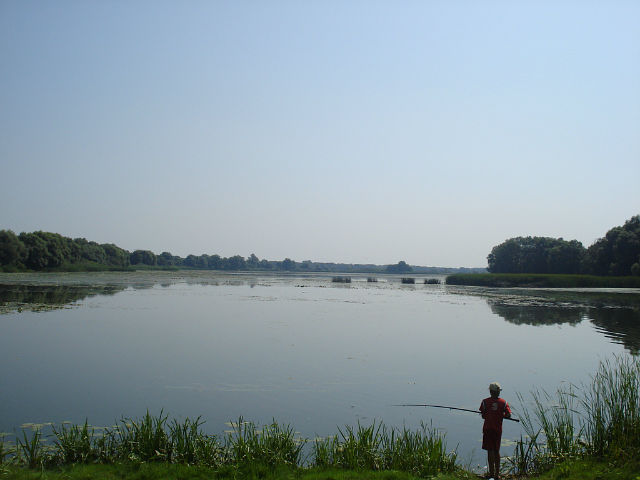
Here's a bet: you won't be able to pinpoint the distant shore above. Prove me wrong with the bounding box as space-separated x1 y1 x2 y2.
446 273 640 289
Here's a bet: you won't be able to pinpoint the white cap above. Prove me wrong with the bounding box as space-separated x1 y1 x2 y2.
489 382 502 392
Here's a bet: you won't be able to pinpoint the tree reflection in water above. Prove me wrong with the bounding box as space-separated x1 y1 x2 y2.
0 284 125 314
489 300 640 355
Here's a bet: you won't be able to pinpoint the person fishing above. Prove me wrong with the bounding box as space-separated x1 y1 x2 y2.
479 382 512 480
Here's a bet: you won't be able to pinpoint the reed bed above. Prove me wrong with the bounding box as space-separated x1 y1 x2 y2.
507 355 640 476
445 273 640 288
424 278 440 285
2 416 457 478
312 421 457 477
400 278 415 284
332 276 351 283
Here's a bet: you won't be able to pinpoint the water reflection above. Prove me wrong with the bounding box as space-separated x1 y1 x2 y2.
590 309 640 355
489 303 584 326
0 283 125 314
489 300 640 355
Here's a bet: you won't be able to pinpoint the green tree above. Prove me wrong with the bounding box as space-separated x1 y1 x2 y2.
102 244 130 267
130 250 156 266
0 230 26 268
247 253 260 268
279 258 296 271
224 255 246 270
488 236 587 274
157 251 180 266
584 215 640 276
386 260 412 273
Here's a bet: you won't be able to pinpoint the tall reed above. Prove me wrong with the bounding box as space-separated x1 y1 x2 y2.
312 421 457 476
52 420 95 464
581 355 640 461
507 355 640 476
226 417 305 469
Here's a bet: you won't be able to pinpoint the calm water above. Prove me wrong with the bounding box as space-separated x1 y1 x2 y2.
1 271 639 467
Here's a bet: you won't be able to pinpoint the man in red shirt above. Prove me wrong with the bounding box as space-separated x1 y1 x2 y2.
479 382 512 480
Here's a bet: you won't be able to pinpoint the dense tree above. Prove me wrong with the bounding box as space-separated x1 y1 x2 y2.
487 215 640 276
488 237 586 274
386 261 412 273
18 231 72 269
547 240 584 274
279 258 296 271
0 230 26 269
584 215 640 276
71 238 107 264
130 250 157 266
157 251 181 266
247 253 260 268
208 254 222 270
102 243 130 267
223 255 246 270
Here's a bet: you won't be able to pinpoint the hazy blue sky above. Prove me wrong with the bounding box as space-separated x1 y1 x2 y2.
1 1 638 267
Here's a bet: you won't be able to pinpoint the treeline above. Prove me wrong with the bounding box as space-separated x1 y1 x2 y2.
487 215 640 276
0 230 481 274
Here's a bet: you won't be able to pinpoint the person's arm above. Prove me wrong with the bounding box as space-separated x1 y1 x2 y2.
479 400 486 418
504 401 512 419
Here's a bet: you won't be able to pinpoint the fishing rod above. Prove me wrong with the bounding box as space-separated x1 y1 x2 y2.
393 404 520 422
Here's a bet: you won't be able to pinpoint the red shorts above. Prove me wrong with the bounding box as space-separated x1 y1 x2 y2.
482 430 501 451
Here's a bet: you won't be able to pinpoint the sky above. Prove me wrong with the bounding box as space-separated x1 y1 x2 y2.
1 1 638 268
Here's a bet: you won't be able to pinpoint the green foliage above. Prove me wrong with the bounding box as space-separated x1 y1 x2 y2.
487 237 585 274
129 250 157 266
585 215 640 276
312 422 457 477
0 230 26 268
52 420 95 464
227 417 304 470
487 215 640 276
386 261 412 274
506 356 640 477
16 428 46 469
580 356 640 462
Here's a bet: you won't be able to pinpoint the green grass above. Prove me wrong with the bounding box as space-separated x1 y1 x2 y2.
445 273 640 288
312 421 456 477
2 460 638 480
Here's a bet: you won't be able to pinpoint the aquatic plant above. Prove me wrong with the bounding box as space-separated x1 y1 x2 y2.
16 428 46 469
52 420 96 464
400 278 415 284
424 278 440 284
580 355 640 462
332 277 351 283
312 421 456 477
227 417 304 470
506 355 640 476
445 273 640 288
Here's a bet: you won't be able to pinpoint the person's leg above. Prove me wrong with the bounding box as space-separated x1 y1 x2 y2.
487 450 495 478
492 450 502 479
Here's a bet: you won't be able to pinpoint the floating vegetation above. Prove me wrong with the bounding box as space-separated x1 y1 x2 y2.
424 278 441 285
0 284 125 314
401 278 415 284
332 276 351 283
367 277 378 282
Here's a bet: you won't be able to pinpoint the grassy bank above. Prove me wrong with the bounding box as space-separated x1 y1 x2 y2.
446 273 640 288
2 458 638 480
